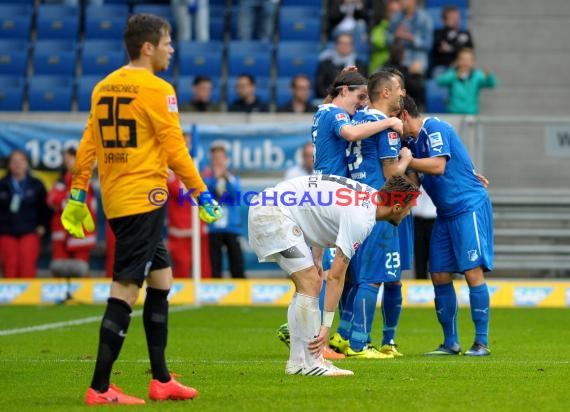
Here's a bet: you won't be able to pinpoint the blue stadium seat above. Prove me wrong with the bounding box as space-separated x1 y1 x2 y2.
76 75 104 112
28 75 74 111
85 5 129 40
278 6 322 42
0 39 29 75
209 16 225 41
426 6 469 31
32 40 77 76
276 42 320 78
226 76 271 105
0 0 34 3
281 0 321 5
36 5 80 40
178 41 224 77
176 76 222 106
0 76 25 111
425 79 448 113
155 72 174 85
0 4 33 39
227 41 272 78
426 0 469 8
81 40 126 75
132 4 175 30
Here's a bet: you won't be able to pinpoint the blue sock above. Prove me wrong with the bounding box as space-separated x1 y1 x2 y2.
337 281 356 340
469 283 490 346
350 283 379 351
318 280 326 322
433 282 459 348
381 283 402 345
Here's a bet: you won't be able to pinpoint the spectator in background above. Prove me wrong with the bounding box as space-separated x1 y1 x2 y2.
171 0 210 42
237 0 279 41
167 133 212 278
277 75 318 114
203 142 245 279
413 188 436 279
327 0 370 45
383 42 425 110
0 149 50 278
284 141 314 179
387 0 433 75
315 33 368 98
431 5 473 75
228 74 269 113
436 48 497 114
180 75 221 112
368 0 402 74
47 147 97 264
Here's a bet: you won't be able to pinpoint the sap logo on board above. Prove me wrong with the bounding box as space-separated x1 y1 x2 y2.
251 284 291 303
407 285 434 304
198 284 235 303
93 284 111 303
41 283 81 303
0 284 28 303
167 284 184 299
458 285 499 305
513 287 553 306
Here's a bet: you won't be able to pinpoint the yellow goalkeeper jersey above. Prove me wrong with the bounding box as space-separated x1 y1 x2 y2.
72 66 207 219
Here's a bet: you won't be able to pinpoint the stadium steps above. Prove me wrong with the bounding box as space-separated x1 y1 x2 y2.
491 189 570 276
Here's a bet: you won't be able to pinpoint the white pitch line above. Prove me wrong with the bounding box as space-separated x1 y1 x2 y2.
0 305 197 336
1 358 570 365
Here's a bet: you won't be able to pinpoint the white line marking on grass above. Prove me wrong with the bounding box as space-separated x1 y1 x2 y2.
3 359 570 365
0 305 196 336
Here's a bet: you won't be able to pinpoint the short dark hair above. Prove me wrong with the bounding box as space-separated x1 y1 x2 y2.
368 70 399 103
124 13 171 61
5 149 30 173
442 5 459 19
193 75 212 86
327 70 367 98
237 73 255 85
381 175 420 205
291 74 311 88
64 147 77 157
402 95 420 118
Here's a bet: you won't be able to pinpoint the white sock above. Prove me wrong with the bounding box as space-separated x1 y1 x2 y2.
290 293 321 368
287 293 305 366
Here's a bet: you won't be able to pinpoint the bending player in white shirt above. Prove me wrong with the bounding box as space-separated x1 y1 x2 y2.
248 174 418 376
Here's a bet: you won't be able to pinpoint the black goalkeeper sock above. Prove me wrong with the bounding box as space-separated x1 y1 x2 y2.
90 297 132 392
143 287 170 383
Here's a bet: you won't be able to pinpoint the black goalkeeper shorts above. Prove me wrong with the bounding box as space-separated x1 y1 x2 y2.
108 207 171 287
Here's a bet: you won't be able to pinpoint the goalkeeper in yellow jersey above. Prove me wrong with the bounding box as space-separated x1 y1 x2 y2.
61 13 222 405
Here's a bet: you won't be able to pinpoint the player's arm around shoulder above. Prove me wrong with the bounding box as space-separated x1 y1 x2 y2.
341 116 403 142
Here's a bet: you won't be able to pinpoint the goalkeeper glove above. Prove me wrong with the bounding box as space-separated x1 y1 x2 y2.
198 191 223 223
61 188 95 239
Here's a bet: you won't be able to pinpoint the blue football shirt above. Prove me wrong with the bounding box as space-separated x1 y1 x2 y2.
410 117 488 217
347 107 400 189
312 104 353 177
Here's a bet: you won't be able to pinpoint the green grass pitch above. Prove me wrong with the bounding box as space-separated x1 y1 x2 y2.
0 305 569 411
